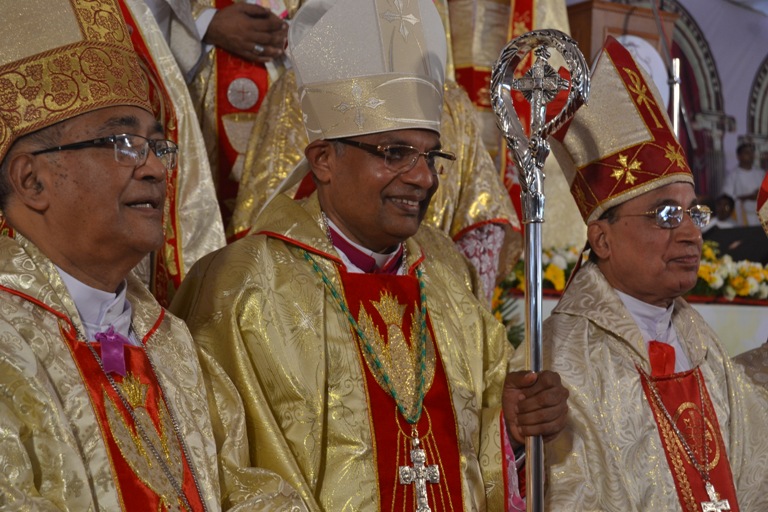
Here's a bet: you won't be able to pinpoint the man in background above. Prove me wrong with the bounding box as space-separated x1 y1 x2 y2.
722 140 766 226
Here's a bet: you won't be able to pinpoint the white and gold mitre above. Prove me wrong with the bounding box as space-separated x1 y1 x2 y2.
0 0 153 162
289 0 447 142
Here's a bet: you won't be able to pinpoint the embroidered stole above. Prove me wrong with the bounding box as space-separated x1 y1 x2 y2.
339 270 465 511
639 343 739 511
61 323 205 511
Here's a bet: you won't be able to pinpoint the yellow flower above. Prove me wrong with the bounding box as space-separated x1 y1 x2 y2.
491 287 503 322
544 263 566 291
702 243 717 262
698 262 715 284
729 275 751 297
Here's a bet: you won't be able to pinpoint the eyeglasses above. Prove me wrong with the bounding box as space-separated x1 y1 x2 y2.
335 138 456 175
617 204 712 229
31 133 179 172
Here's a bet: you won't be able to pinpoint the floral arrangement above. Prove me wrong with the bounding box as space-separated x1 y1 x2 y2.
492 241 768 346
690 241 768 301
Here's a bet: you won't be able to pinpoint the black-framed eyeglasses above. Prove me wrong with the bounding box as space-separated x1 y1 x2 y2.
31 133 179 172
617 204 712 229
334 138 456 175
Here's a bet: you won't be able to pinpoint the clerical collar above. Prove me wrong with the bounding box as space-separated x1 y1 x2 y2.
616 290 691 372
325 217 404 275
56 267 138 346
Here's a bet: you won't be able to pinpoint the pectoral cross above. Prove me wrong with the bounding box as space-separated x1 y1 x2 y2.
399 436 439 512
702 481 731 512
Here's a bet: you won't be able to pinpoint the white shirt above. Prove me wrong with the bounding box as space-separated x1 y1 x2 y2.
721 165 766 226
56 267 139 346
616 290 692 373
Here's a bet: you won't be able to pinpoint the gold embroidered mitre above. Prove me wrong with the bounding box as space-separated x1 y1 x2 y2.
0 0 153 161
550 36 694 223
289 0 447 142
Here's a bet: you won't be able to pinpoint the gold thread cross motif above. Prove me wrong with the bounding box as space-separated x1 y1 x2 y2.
702 481 730 512
399 436 439 512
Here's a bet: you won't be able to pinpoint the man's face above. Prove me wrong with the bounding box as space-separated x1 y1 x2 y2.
28 106 167 283
738 145 755 169
591 182 703 307
317 129 440 252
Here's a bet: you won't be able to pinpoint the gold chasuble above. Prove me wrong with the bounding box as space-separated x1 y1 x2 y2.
0 233 307 510
187 0 290 226
171 193 513 511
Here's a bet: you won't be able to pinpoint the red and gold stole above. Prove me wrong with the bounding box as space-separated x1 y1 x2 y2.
339 270 465 511
639 343 739 512
62 319 205 511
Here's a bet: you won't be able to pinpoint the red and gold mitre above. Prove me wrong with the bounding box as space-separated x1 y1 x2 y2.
0 0 153 162
550 36 694 223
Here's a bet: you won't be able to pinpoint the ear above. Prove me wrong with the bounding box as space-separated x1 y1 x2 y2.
305 140 335 184
6 152 50 212
587 220 610 260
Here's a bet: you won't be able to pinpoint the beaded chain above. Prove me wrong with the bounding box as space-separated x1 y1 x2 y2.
301 249 428 424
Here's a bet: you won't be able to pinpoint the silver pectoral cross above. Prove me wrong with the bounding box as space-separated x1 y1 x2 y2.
702 481 731 512
399 436 439 512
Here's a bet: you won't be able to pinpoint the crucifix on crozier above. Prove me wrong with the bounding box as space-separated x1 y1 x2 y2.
399 436 439 512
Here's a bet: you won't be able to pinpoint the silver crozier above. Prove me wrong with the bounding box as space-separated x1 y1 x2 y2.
490 29 589 512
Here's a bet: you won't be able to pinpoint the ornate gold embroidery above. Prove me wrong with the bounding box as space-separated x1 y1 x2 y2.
622 67 663 128
357 290 436 419
612 154 640 185
664 142 687 170
646 389 698 511
0 0 152 160
104 373 187 511
675 403 721 472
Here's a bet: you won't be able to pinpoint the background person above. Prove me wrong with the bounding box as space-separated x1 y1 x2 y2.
721 140 766 226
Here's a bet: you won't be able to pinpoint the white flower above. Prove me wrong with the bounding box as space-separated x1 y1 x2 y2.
551 254 568 270
759 282 768 299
